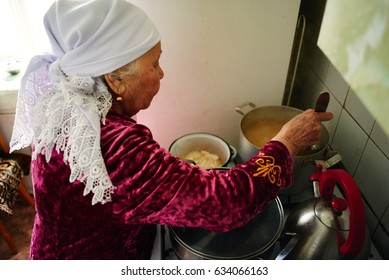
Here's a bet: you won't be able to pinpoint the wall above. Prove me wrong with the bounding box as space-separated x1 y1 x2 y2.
130 0 301 149
288 0 389 259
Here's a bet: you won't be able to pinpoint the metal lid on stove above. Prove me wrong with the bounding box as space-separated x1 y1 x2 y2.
169 197 284 259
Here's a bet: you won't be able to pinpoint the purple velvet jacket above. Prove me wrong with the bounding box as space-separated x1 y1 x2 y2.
29 111 293 259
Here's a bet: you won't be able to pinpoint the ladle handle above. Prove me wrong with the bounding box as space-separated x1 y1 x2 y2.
319 169 366 257
310 92 330 150
314 91 330 112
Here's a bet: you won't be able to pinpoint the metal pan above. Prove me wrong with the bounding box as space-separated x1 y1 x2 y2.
169 196 284 260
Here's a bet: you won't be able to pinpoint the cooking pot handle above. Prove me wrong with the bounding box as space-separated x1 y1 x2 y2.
229 145 237 161
235 102 256 116
319 169 366 257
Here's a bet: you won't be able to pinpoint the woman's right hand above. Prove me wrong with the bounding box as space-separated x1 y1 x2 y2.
272 109 333 156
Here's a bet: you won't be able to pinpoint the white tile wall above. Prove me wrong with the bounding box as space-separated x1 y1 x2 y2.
298 59 389 258
355 140 389 220
324 91 342 145
308 46 329 81
371 122 389 159
374 225 389 259
364 200 379 234
299 68 327 108
324 62 349 104
382 207 389 233
345 88 375 135
332 109 369 175
289 1 389 258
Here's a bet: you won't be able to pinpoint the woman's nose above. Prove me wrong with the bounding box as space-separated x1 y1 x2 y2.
159 66 164 79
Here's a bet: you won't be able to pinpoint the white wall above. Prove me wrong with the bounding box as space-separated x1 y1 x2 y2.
131 0 301 148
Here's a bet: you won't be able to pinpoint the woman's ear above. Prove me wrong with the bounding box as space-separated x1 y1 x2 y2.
104 73 125 95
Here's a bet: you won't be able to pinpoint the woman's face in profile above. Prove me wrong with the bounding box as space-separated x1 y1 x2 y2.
108 42 164 116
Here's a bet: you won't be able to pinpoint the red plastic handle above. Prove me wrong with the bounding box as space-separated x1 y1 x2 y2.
319 169 365 257
309 164 323 182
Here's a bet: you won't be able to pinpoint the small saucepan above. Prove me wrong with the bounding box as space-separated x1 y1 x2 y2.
169 133 236 168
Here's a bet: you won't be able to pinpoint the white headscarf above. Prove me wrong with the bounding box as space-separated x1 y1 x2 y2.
10 0 161 205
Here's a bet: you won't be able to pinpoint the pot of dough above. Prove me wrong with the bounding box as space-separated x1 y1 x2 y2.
169 133 236 169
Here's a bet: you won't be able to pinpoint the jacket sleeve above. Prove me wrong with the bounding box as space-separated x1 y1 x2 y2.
102 121 293 232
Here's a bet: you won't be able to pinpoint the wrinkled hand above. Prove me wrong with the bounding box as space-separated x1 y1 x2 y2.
272 109 333 156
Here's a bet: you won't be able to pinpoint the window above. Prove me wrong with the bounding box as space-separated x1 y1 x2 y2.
0 0 54 59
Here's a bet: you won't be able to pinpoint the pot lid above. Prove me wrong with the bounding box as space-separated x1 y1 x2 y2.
314 196 350 231
169 197 284 259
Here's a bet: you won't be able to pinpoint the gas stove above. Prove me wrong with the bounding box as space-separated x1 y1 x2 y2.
150 188 316 260
150 153 380 260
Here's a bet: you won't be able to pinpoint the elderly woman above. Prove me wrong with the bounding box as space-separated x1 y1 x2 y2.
10 0 332 259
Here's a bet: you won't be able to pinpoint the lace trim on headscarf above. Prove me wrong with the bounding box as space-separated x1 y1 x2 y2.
11 59 115 205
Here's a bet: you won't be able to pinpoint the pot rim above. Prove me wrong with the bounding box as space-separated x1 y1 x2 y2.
239 105 303 118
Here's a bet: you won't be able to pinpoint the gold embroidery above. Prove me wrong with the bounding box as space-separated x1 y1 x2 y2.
253 154 283 187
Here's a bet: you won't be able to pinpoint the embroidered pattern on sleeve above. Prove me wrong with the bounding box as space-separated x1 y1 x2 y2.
253 152 283 187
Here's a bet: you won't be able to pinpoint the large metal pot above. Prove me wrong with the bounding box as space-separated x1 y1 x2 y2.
169 181 284 260
235 102 330 195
